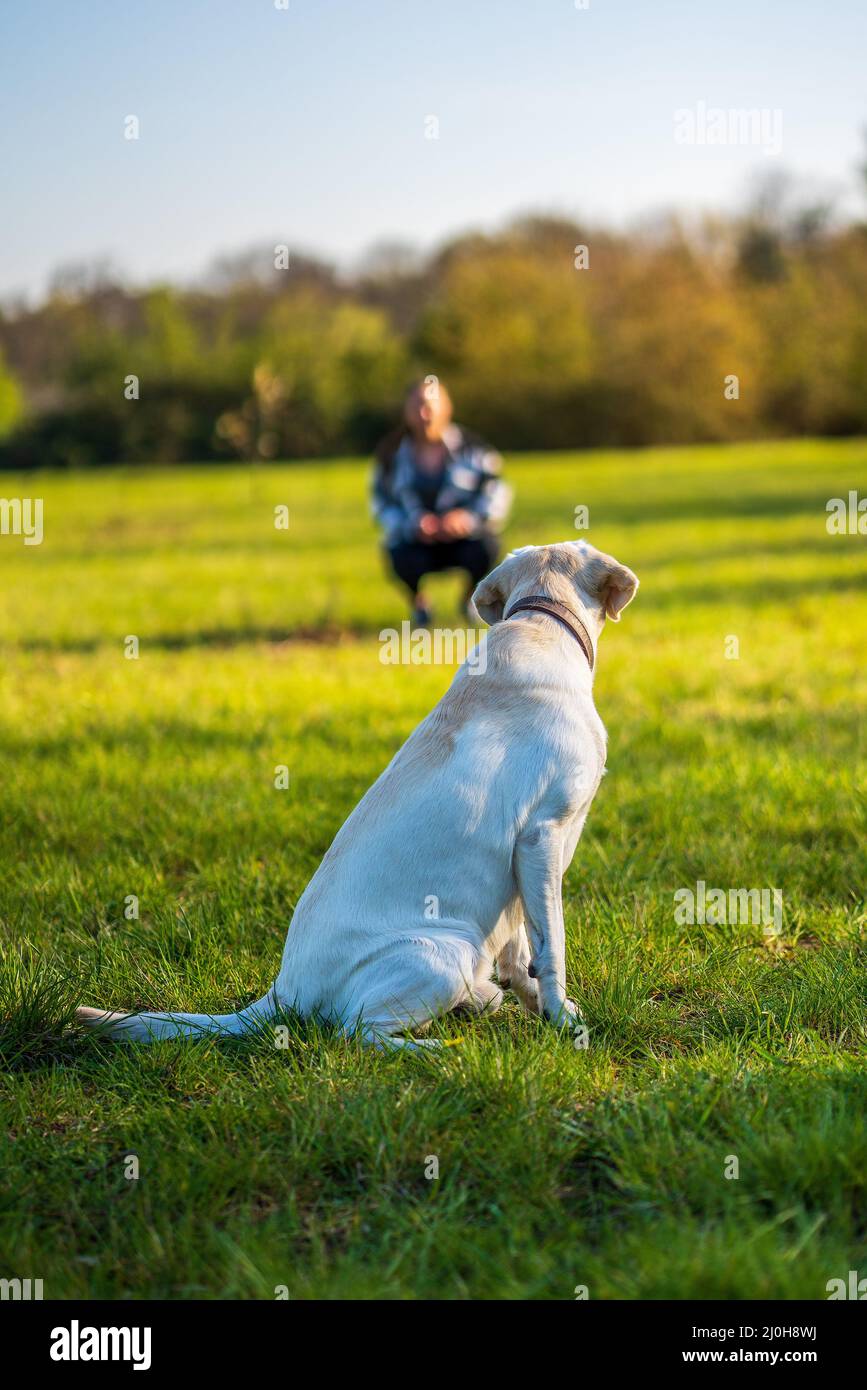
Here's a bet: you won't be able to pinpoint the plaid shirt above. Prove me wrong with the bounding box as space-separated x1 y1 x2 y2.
371 423 512 546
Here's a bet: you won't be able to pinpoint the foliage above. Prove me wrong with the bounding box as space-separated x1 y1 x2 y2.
3 210 867 466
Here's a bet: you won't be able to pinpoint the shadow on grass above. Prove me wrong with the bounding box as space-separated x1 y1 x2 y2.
582 489 851 528
644 571 866 612
11 622 381 656
5 550 867 658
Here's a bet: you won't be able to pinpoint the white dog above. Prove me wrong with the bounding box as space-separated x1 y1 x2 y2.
77 541 638 1049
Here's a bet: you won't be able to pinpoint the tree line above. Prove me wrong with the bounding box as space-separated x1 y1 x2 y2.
1 190 866 467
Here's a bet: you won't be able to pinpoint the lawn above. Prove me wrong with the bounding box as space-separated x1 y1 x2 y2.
0 438 865 1300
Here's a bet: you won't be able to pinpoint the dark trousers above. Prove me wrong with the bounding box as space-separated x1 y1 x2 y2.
387 536 498 598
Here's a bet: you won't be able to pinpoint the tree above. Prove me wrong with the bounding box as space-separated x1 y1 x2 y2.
0 351 23 440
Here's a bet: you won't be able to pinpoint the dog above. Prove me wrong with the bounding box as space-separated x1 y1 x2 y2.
77 540 638 1049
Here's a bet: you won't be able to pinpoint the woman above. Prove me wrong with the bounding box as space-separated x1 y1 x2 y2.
371 378 512 625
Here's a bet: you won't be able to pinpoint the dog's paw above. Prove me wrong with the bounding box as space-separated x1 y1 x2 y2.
542 998 584 1029
504 974 542 1015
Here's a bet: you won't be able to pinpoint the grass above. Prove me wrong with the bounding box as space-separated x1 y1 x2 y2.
0 437 865 1300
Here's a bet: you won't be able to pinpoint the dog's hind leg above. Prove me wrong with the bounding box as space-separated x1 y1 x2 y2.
497 925 541 1015
346 935 480 1050
356 1026 444 1052
452 971 504 1017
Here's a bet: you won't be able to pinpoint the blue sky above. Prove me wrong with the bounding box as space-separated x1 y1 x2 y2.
2 0 865 300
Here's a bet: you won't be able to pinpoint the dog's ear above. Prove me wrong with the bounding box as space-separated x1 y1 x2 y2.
469 548 534 626
584 555 639 621
468 569 508 626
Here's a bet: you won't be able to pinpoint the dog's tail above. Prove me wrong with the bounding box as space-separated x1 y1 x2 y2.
75 989 277 1042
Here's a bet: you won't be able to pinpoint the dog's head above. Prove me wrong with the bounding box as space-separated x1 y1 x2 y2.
469 541 639 639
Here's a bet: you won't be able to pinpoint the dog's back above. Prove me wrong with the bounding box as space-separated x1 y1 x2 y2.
275 622 606 1021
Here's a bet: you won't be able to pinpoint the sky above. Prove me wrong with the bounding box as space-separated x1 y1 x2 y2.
1 0 865 301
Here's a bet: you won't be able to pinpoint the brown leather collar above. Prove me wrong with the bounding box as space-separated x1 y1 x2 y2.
504 594 595 671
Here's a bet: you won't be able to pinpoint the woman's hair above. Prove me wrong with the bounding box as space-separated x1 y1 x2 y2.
375 377 450 476
374 424 408 476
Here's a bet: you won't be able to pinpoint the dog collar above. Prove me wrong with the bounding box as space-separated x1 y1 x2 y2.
504 594 595 671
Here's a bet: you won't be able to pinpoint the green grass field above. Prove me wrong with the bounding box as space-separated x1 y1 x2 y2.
1 439 865 1300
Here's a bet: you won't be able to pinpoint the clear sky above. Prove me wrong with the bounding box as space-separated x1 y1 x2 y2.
1 0 865 300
